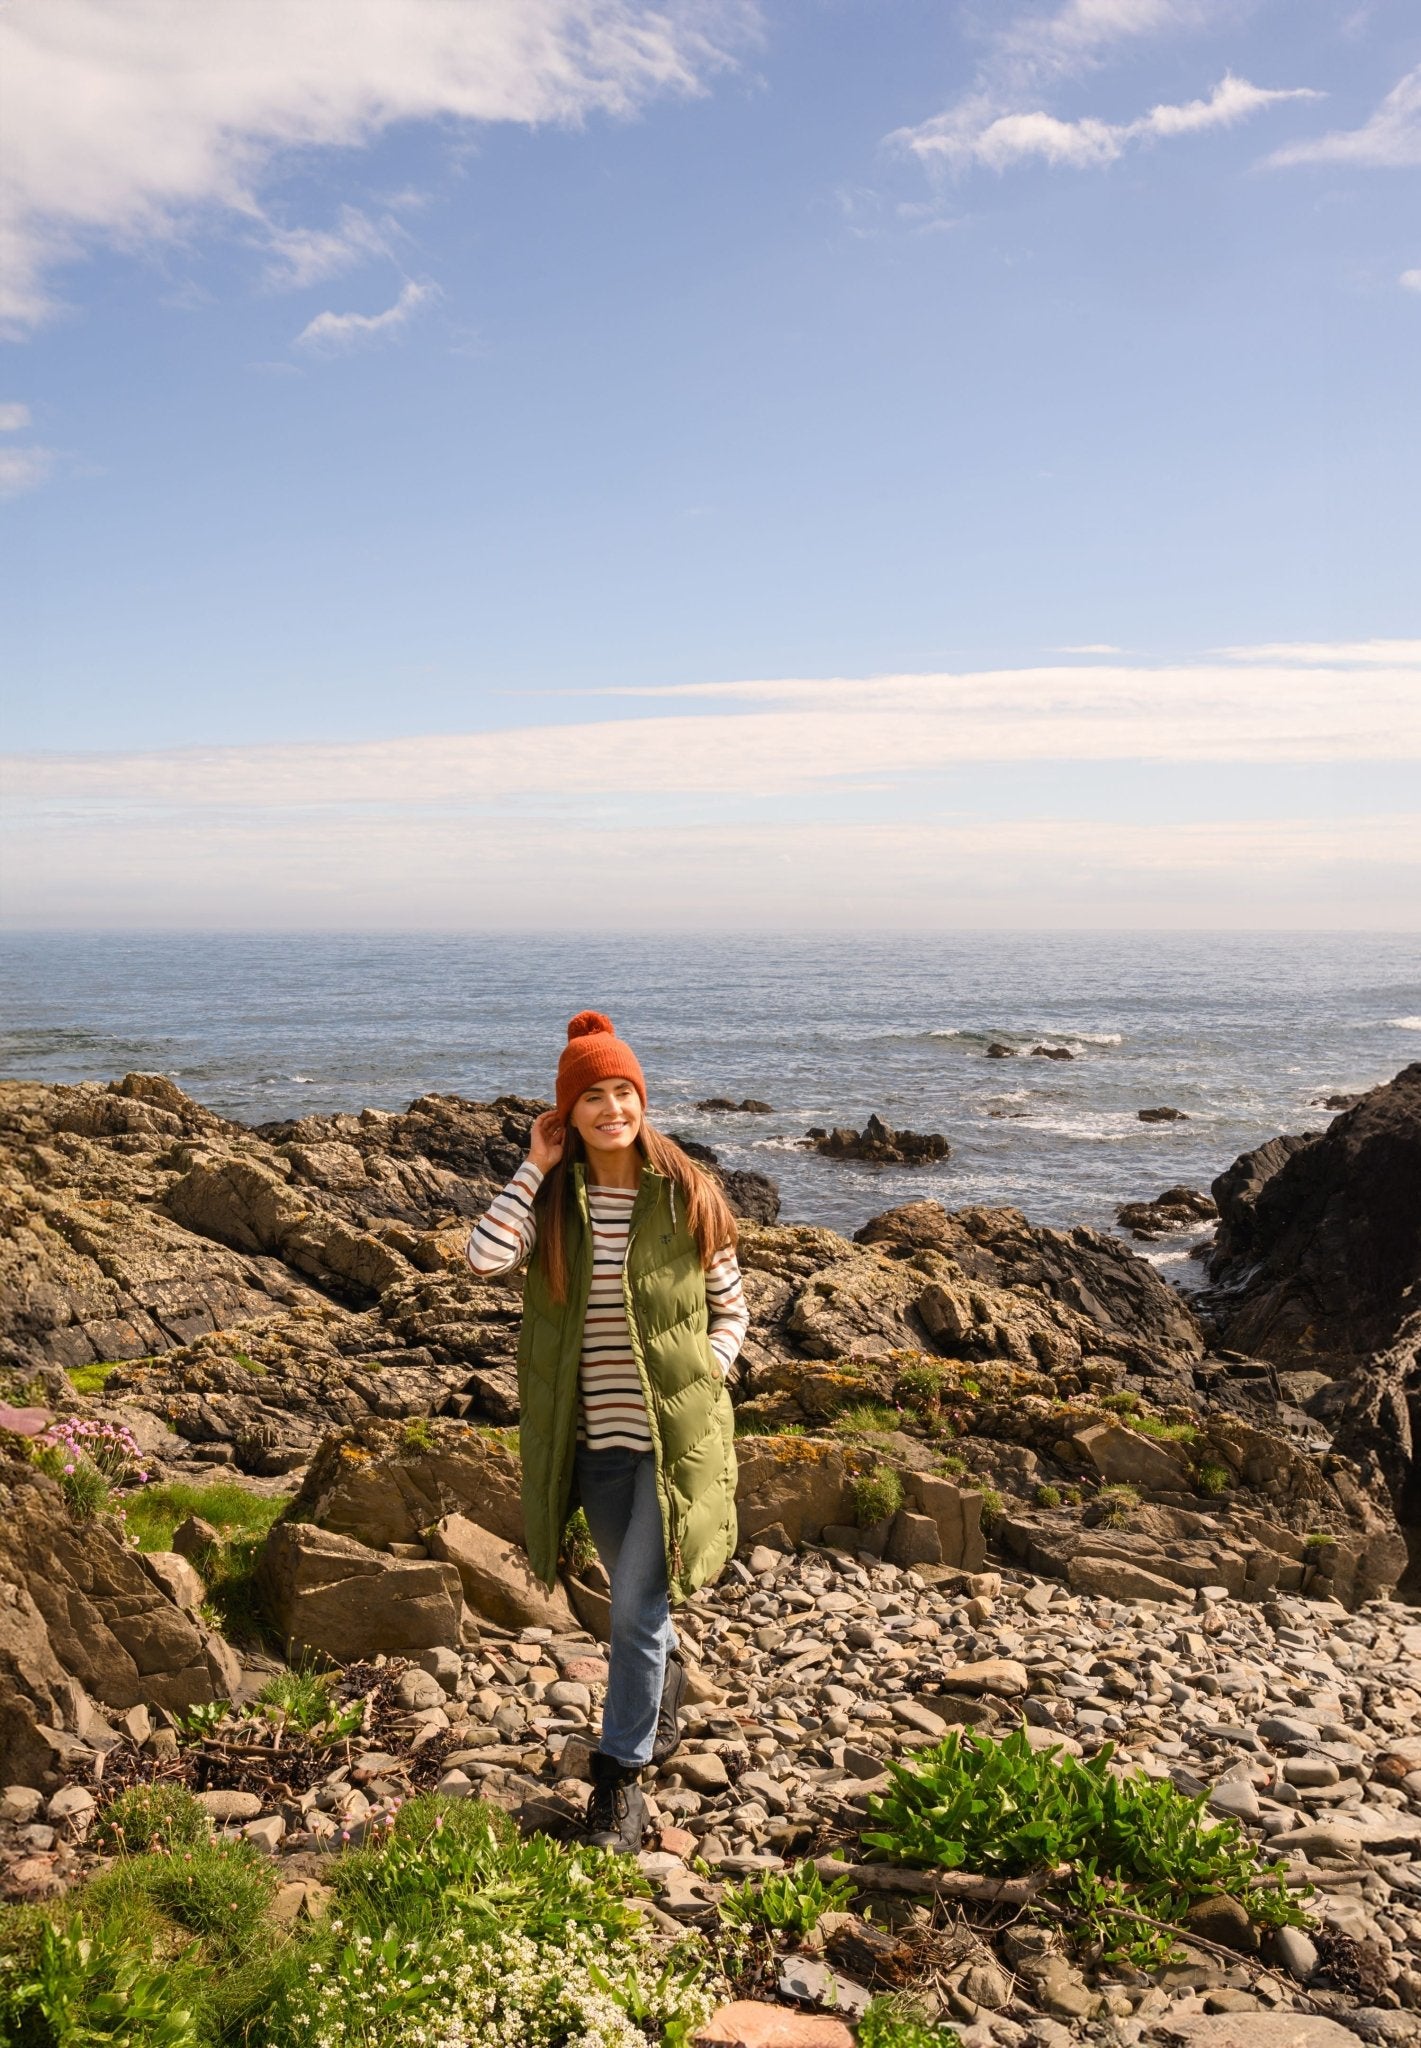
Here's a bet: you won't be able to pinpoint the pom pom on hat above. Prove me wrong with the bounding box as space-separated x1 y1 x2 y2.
566 1010 615 1041
555 1009 647 1125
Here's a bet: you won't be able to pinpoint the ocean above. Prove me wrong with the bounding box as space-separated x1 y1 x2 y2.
2 930 1417 1275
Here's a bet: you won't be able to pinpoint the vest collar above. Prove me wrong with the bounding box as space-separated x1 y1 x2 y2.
571 1159 675 1231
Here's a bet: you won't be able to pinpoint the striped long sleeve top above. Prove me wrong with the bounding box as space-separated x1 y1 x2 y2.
466 1160 750 1453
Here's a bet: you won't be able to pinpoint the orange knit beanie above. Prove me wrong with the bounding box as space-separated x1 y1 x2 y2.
555 1011 648 1127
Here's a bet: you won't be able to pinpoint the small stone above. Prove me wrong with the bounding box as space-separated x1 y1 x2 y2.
1281 1756 1339 1789
1023 1954 1098 2021
936 1659 1029 1697
747 1546 783 1574
561 1656 609 1685
547 1680 592 1711
396 1668 449 1711
1264 1926 1318 1984
657 1825 699 1858
891 1700 947 1738
196 1789 262 1823
141 1550 206 1610
269 1879 335 1923
1184 1894 1258 1954
677 1751 731 1793
418 1646 463 1693
1204 1993 1261 2014
1146 2017 1362 2048
1208 1779 1260 1823
556 1734 598 1782
435 1769 475 1799
777 1956 871 2018
121 1703 152 1746
172 1514 220 1562
242 1814 285 1853
45 1785 96 1835
693 1998 854 2046
0 1787 44 1825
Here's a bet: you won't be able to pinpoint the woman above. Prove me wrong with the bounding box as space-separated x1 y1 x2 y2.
466 1010 747 1852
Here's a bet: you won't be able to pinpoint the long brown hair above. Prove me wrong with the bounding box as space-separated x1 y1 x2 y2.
533 1116 738 1303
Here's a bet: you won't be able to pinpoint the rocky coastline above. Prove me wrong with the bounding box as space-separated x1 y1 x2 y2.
1 1062 1419 2045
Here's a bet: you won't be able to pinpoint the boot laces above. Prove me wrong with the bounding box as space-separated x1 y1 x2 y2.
587 1775 628 1834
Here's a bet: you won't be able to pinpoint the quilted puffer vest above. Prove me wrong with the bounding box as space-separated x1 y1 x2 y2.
516 1161 738 1606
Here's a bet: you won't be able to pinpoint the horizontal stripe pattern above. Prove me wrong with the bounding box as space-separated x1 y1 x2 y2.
466 1160 749 1454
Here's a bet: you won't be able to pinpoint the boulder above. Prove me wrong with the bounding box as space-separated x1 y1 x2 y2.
282 1418 526 1550
902 1473 986 1571
140 1551 205 1610
427 1514 574 1632
1073 1420 1192 1492
256 1520 463 1662
733 1441 852 1545
1116 1186 1217 1241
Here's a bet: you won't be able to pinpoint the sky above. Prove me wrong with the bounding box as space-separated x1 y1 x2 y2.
1 0 1418 930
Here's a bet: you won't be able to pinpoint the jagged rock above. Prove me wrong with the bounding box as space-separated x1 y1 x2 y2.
0 1446 228 1782
427 1513 574 1632
986 1044 1015 1059
1138 1106 1188 1122
1206 1064 1421 1369
256 1520 463 1662
1332 1311 1421 1563
139 1550 205 1610
1117 1187 1218 1240
282 1417 525 1550
806 1116 949 1165
733 1441 853 1546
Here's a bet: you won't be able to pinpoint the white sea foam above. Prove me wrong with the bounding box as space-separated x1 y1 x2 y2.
1388 1016 1421 1031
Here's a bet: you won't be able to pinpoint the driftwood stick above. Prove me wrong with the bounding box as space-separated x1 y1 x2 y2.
811 1858 1069 1905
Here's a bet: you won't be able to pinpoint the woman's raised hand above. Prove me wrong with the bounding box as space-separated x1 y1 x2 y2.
528 1110 566 1174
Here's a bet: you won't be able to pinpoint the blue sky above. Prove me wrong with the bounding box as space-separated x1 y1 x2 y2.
1 0 1418 928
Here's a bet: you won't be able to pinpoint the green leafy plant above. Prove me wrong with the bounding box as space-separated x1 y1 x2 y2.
256 1661 360 1741
959 1377 982 1399
978 1485 1004 1526
895 1363 948 1409
1196 1462 1232 1497
1303 1530 1337 1552
0 1919 201 2048
852 1463 904 1527
560 1505 598 1575
719 1859 854 1935
857 1995 964 2047
93 1783 212 1857
1034 1483 1062 1509
934 1451 967 1477
85 1840 278 1961
175 1699 229 1741
861 1725 1308 1967
33 1449 113 1518
1099 1391 1139 1414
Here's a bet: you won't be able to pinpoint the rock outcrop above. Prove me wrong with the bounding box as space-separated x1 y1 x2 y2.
0 1442 233 1784
1205 1063 1421 1370
804 1117 950 1165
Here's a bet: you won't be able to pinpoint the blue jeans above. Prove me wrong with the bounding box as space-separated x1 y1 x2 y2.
573 1446 677 1768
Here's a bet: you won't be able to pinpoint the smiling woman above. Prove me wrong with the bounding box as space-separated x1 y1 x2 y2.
464 1008 747 1854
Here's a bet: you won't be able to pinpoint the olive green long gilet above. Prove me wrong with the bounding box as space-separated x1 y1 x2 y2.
517 1162 738 1606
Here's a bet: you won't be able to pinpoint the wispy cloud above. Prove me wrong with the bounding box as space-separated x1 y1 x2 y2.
1400 268 1421 292
1214 638 1421 664
294 279 438 353
0 0 752 336
0 402 32 432
0 444 55 498
1269 64 1421 169
1055 643 1125 654
261 207 397 291
897 73 1320 172
997 0 1210 79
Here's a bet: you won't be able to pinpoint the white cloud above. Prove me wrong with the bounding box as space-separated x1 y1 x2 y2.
1056 643 1125 654
294 279 437 352
1215 638 1421 664
0 0 749 335
0 445 55 497
1269 64 1421 169
261 207 396 291
999 0 1205 76
5 657 1418 825
0 402 32 431
898 74 1320 172
1402 269 1421 293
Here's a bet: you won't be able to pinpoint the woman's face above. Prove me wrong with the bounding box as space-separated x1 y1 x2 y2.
569 1077 643 1156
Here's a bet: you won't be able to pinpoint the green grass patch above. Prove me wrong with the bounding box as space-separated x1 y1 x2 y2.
93 1785 212 1859
120 1482 286 1646
861 1725 1309 1968
832 1399 901 1436
1095 1483 1140 1528
1126 1414 1199 1443
66 1360 128 1396
858 1998 963 2048
1196 1462 1232 1496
